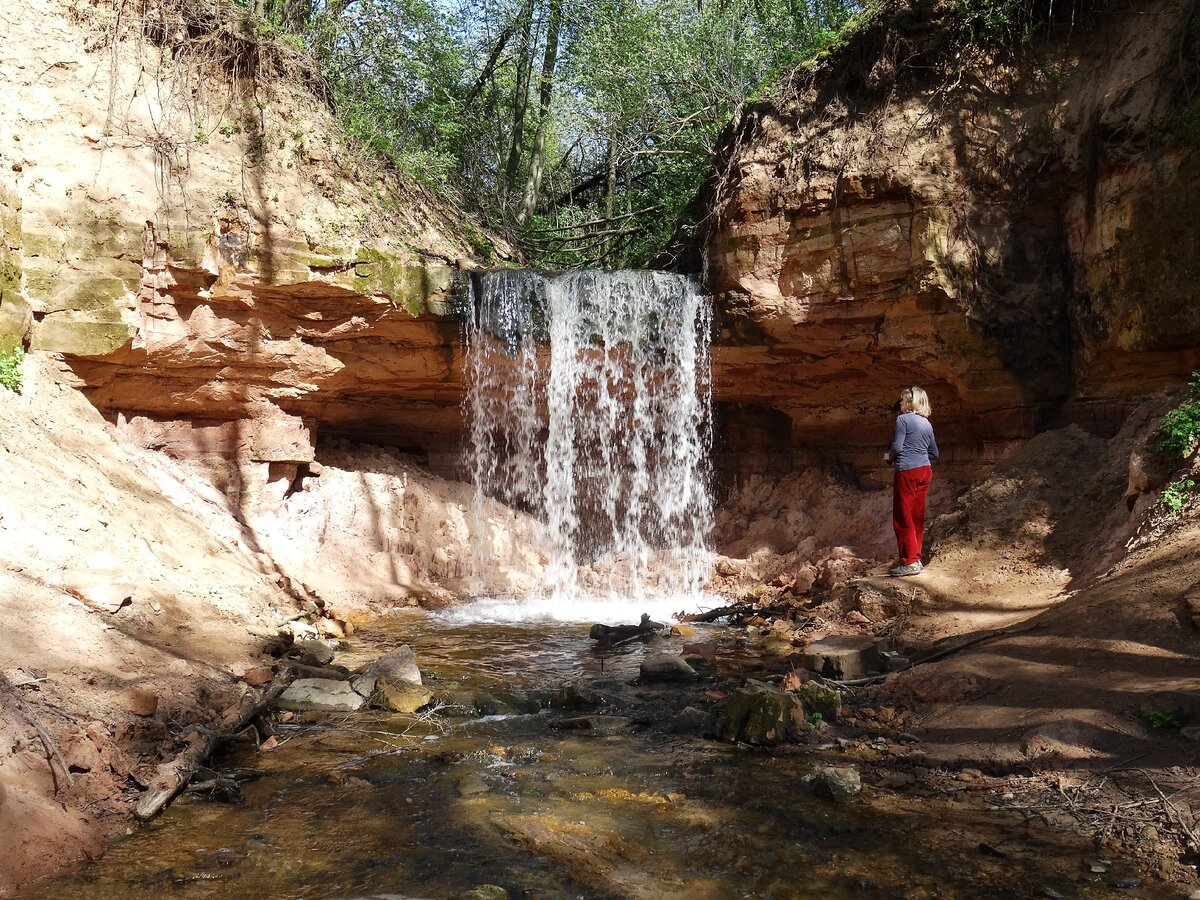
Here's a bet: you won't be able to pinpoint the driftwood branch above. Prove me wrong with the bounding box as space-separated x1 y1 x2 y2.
134 676 290 822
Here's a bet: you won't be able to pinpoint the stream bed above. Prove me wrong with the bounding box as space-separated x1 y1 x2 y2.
29 610 1188 899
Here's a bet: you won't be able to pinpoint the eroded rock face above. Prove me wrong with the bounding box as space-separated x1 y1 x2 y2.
706 0 1200 484
0 0 506 494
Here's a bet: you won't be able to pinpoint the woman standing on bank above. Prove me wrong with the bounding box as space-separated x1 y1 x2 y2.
884 386 938 576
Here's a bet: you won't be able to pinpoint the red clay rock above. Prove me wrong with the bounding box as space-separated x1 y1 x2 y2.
128 687 158 717
241 666 275 687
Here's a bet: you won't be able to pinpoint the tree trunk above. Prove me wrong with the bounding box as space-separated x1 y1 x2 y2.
503 0 537 194
603 141 618 266
516 0 562 226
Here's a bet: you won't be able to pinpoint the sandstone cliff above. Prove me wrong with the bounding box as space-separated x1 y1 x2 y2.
706 0 1200 485
0 0 509 494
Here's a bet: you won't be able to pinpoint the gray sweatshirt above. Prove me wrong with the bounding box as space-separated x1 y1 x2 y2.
890 412 939 471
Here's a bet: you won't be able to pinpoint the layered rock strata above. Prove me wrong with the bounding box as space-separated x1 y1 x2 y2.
706 0 1200 484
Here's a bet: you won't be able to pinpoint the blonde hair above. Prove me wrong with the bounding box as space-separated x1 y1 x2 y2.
902 386 932 417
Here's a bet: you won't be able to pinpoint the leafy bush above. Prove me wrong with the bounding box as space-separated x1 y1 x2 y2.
0 346 23 393
1158 370 1200 459
1148 708 1182 730
1159 477 1198 515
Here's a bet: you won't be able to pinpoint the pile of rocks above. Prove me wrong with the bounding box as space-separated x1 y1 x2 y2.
274 642 432 714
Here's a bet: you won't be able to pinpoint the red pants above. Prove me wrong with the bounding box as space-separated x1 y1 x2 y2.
893 465 932 565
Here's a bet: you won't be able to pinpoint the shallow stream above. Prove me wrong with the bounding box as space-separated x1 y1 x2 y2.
30 611 1185 899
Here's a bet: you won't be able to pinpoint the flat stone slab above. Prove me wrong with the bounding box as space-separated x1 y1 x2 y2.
801 635 881 680
277 678 365 712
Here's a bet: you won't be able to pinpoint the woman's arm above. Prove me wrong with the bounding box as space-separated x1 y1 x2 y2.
928 426 940 461
887 416 907 462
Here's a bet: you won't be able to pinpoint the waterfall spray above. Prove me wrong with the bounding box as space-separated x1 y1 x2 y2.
464 269 713 607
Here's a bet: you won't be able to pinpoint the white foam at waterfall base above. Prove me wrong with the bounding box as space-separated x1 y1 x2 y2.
443 591 725 625
464 269 715 611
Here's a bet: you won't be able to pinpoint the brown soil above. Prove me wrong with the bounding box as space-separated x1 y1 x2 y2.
704 391 1200 880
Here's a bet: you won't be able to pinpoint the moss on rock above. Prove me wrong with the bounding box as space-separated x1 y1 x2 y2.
31 312 134 356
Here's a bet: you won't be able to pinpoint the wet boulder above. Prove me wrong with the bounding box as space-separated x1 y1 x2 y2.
473 691 540 716
639 654 700 682
793 681 841 722
372 677 433 713
717 680 806 745
288 639 336 667
681 641 717 674
351 644 422 697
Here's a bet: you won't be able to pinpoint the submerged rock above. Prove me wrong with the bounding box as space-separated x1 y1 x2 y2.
549 715 635 735
277 678 365 712
717 680 805 745
455 886 509 900
551 683 602 711
639 654 699 682
473 691 540 716
670 706 712 735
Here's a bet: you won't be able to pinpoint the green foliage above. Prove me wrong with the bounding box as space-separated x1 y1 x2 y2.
1158 371 1200 459
1148 708 1182 730
0 346 23 393
1159 477 1198 515
954 0 1018 44
300 0 859 267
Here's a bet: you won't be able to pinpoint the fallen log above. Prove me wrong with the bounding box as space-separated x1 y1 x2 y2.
134 675 290 822
589 621 654 648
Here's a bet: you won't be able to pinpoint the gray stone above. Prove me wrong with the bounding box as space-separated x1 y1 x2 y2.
639 654 699 682
1180 725 1200 741
551 683 601 711
814 766 862 799
290 639 335 667
717 680 806 745
801 635 881 680
549 715 635 735
473 691 540 716
352 645 422 697
456 773 491 797
277 678 365 712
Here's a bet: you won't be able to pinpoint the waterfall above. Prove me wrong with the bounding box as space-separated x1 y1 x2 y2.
463 269 713 606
